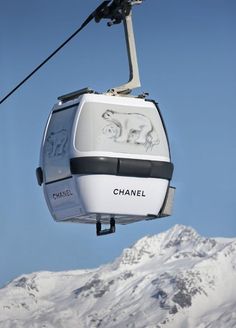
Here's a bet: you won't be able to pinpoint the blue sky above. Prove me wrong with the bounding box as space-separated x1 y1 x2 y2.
0 0 235 288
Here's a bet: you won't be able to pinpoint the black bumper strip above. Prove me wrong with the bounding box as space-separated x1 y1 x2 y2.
70 157 173 180
36 167 43 186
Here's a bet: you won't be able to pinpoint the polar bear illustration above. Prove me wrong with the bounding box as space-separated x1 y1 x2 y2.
46 129 68 157
102 110 159 150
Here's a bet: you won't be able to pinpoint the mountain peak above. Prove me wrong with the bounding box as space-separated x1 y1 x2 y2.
116 224 211 267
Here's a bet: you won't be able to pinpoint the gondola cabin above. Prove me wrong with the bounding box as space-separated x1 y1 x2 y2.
36 89 174 235
36 1 175 235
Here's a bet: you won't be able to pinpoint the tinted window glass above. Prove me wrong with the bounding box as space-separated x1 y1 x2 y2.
43 106 77 183
75 102 169 158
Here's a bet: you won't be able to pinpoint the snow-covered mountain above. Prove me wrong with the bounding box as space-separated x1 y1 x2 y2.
1 225 236 328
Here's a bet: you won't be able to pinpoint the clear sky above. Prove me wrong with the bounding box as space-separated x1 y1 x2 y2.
0 0 235 288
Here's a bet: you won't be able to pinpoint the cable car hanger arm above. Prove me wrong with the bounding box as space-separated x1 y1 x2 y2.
95 0 143 95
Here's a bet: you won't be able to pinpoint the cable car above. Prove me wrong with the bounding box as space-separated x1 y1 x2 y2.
36 0 175 235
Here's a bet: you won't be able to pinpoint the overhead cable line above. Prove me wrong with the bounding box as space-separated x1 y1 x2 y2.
0 1 111 105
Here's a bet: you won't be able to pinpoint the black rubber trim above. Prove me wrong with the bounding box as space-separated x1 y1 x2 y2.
36 167 43 186
71 157 118 175
70 157 173 180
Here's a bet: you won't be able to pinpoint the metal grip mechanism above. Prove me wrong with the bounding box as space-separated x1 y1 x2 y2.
95 0 133 26
94 0 143 94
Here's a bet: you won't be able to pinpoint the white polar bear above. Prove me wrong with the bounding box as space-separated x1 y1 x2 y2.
46 129 68 157
102 110 159 150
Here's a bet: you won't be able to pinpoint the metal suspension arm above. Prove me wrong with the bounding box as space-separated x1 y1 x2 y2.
95 0 143 95
109 10 141 94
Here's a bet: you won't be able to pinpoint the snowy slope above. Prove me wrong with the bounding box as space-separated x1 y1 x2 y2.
1 225 236 328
